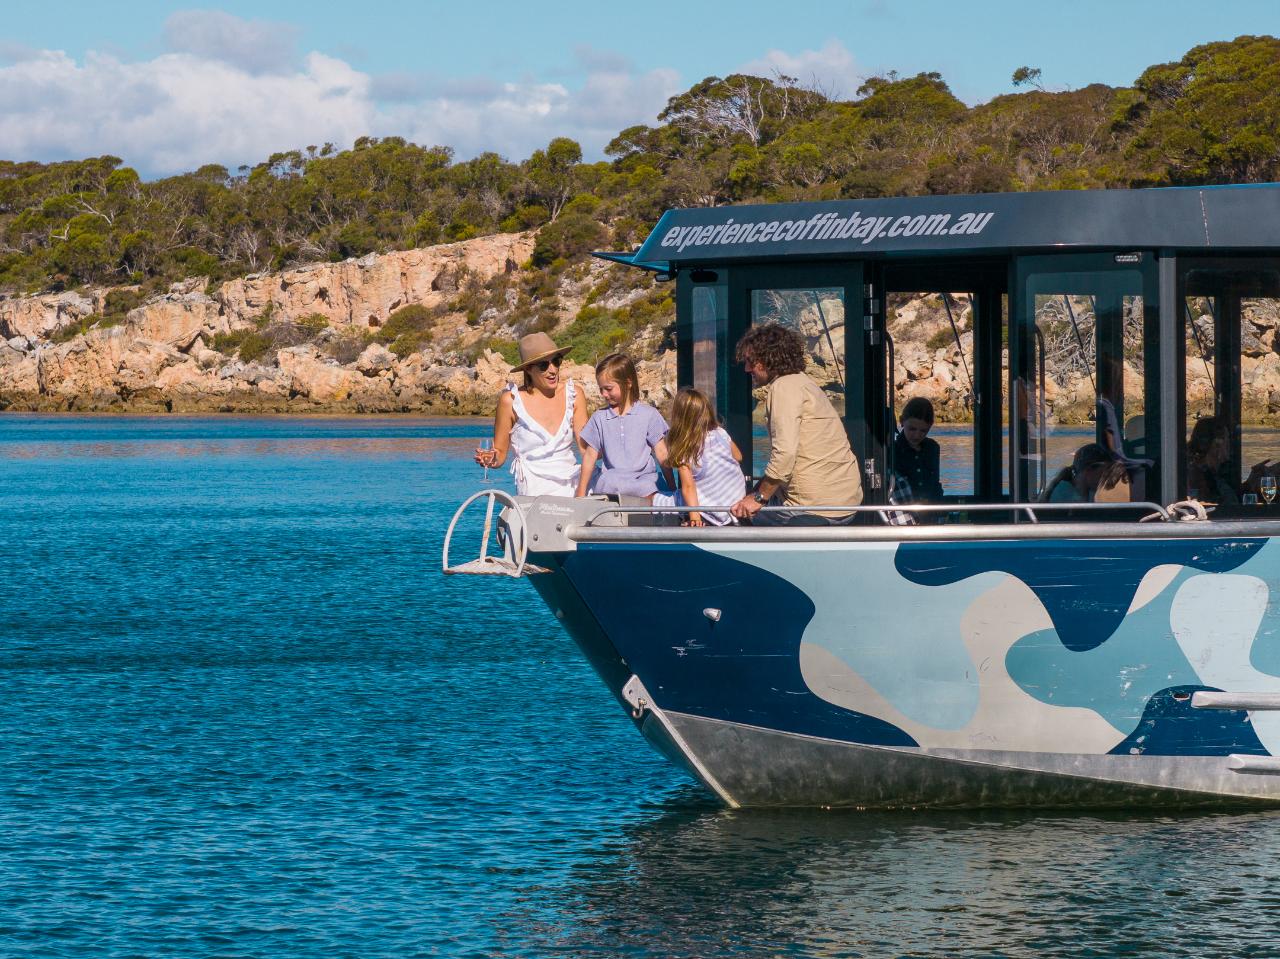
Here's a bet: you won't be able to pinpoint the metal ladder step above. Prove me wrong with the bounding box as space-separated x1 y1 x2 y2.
444 556 548 576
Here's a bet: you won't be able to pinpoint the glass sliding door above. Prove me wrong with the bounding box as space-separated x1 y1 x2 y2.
1179 259 1280 503
1012 253 1159 503
730 264 868 485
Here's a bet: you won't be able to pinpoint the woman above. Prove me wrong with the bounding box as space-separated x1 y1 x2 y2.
1041 443 1126 503
1186 417 1271 505
474 332 586 496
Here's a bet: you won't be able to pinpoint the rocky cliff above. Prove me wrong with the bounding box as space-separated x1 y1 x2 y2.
0 232 673 414
4 238 1272 424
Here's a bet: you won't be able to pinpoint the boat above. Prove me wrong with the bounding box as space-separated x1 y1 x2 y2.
446 184 1280 808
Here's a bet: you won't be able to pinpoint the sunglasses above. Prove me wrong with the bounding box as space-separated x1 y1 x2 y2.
534 357 563 372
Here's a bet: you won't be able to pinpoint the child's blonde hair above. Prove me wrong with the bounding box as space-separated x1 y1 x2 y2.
665 388 718 468
595 352 639 406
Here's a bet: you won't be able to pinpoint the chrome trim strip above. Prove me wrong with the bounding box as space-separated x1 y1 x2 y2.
567 520 1276 544
1193 692 1280 711
586 500 1169 525
1229 755 1280 775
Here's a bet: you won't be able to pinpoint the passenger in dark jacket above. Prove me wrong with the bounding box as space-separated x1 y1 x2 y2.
892 397 943 502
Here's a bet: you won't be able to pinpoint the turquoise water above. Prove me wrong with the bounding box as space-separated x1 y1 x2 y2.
3 414 1280 958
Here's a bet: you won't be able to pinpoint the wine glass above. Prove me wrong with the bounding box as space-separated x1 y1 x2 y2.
479 439 493 484
1262 475 1277 506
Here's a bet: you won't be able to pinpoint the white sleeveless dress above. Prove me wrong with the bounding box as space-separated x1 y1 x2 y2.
507 379 581 497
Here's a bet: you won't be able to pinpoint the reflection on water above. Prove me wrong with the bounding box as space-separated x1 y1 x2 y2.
0 436 482 460
529 799 1280 957
0 414 484 460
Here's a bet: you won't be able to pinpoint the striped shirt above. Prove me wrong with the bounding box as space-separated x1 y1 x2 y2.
654 427 746 525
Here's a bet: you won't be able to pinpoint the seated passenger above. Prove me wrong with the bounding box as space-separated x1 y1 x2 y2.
1042 443 1127 504
653 388 746 526
892 396 944 503
729 324 863 526
1186 417 1272 505
575 353 671 502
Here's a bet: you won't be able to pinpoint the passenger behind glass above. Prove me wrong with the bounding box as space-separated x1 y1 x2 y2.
892 396 943 502
1042 443 1126 504
1186 417 1272 505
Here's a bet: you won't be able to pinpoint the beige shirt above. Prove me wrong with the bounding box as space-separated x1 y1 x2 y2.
762 373 864 508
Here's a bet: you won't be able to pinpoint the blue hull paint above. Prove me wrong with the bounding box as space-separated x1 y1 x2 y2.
533 533 1280 804
561 544 918 747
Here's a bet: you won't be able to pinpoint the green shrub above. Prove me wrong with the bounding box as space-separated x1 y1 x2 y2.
236 331 275 363
211 328 251 355
500 204 550 231
211 326 278 362
296 313 330 336
376 304 433 343
467 337 520 366
388 331 431 357
558 289 675 363
102 288 144 319
373 304 435 357
560 305 629 363
531 212 608 267
49 315 100 343
926 328 954 351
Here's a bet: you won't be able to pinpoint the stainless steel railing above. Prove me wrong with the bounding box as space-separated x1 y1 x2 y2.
583 500 1172 527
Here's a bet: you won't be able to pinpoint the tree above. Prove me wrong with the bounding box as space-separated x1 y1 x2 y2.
1012 66 1044 91
525 137 582 220
1126 36 1280 185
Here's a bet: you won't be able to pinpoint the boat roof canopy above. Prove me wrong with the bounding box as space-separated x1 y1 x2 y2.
594 183 1280 271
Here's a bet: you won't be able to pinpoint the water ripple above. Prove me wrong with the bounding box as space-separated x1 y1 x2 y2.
2 415 1280 957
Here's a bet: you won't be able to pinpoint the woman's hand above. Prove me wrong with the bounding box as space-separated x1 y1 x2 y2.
684 511 705 527
474 447 499 468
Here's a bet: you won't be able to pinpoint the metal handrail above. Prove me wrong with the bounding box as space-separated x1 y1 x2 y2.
1034 326 1048 496
442 488 529 576
584 500 1170 526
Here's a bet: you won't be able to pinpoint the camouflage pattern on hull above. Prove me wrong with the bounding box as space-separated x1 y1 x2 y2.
538 534 1280 806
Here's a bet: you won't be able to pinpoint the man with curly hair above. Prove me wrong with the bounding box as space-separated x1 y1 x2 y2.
730 323 863 525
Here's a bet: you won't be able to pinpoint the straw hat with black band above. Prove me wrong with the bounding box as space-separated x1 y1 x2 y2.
511 332 571 372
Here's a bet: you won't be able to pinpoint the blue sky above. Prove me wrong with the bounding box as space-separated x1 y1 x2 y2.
3 1 1279 176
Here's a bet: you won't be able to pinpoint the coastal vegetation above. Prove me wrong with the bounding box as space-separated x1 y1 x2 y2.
4 36 1280 299
3 35 1280 415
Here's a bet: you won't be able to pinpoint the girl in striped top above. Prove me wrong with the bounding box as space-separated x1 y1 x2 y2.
655 388 746 527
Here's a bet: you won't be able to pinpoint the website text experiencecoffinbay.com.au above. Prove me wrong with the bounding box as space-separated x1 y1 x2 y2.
659 209 997 253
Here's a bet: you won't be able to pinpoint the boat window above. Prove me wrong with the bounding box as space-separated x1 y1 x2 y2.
1014 257 1152 503
886 291 976 498
690 285 721 410
749 287 846 464
1181 261 1280 504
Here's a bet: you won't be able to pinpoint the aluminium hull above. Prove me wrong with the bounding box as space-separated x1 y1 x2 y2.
529 522 1280 808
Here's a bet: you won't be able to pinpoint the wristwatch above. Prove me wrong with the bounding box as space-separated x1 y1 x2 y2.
752 489 766 504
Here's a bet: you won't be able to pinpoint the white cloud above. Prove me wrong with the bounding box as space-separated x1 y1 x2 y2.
738 38 861 99
386 62 681 160
163 9 301 75
0 13 682 176
0 49 373 175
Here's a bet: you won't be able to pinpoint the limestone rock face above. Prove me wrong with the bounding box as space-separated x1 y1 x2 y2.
276 347 364 403
0 230 671 414
355 343 396 375
128 293 228 348
0 291 98 340
217 232 534 332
